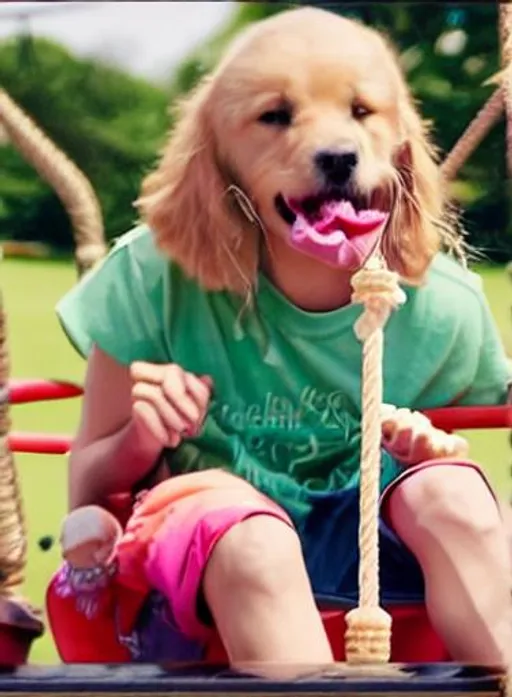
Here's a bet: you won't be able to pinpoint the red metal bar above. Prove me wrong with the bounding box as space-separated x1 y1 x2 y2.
8 379 83 405
6 381 511 433
424 405 511 432
5 406 510 457
7 432 72 455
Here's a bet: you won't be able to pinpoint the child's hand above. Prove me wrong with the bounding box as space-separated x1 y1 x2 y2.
61 506 122 569
130 362 213 449
381 404 469 467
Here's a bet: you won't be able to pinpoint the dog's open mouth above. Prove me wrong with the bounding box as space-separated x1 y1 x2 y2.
275 190 389 270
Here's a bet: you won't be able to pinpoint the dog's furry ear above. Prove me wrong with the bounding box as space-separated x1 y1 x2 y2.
383 100 453 283
136 79 259 294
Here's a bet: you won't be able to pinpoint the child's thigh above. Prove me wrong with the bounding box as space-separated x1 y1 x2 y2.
499 499 512 566
143 470 294 641
382 460 501 548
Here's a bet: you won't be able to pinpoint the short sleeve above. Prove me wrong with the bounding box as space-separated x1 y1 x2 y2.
56 226 170 366
456 290 511 406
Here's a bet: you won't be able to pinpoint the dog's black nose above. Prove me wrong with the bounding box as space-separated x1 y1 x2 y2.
314 149 358 187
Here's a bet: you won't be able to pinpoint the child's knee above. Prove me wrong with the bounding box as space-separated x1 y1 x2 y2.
204 515 304 599
389 465 501 539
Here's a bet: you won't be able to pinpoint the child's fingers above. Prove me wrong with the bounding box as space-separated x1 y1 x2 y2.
409 432 433 464
381 419 397 442
162 369 202 426
452 434 470 457
129 363 212 432
132 382 188 434
408 431 469 465
383 408 415 440
130 361 166 385
381 405 470 468
443 433 469 459
388 425 414 456
199 374 214 390
184 372 212 412
133 399 179 447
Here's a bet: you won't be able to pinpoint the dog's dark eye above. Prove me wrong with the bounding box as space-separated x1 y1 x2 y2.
352 103 372 119
258 107 292 127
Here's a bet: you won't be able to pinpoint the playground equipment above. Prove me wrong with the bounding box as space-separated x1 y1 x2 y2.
0 3 511 696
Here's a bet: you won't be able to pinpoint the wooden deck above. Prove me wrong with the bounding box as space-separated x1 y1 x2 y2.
0 663 504 697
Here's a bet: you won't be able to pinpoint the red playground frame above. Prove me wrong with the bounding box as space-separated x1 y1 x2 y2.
7 378 511 455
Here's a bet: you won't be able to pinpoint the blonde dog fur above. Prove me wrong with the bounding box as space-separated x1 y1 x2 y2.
136 6 461 297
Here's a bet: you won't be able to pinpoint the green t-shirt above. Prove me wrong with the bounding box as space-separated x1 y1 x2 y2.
57 225 510 519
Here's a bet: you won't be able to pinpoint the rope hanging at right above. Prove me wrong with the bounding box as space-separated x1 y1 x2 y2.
500 2 512 178
440 86 504 182
344 253 406 664
345 3 512 676
498 2 512 697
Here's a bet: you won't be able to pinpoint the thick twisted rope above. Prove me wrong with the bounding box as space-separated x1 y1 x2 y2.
0 290 26 594
500 3 512 177
441 87 504 181
499 4 512 696
344 255 406 664
0 88 107 277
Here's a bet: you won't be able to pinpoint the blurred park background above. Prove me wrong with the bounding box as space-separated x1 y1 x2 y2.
1 1 511 662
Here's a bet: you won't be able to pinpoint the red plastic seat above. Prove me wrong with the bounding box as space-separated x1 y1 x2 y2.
205 605 450 665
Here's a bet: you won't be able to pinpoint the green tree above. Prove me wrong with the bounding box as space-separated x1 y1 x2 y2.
0 36 170 249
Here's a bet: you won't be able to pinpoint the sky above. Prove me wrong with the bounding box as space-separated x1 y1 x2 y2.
0 2 235 81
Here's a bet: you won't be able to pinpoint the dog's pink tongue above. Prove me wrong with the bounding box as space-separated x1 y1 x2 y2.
315 200 387 236
289 199 388 270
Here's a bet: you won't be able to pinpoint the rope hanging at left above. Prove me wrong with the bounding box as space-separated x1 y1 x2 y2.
0 287 26 594
0 279 44 660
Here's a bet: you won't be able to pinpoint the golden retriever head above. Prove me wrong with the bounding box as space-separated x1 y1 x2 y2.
137 7 456 295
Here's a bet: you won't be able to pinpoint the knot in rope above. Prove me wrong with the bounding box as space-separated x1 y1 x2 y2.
351 258 406 342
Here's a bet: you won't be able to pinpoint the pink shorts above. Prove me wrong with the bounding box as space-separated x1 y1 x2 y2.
127 470 293 642
47 459 498 664
124 459 496 641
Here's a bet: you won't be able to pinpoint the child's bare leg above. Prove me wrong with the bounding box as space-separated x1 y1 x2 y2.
203 515 333 675
499 499 512 569
388 465 512 666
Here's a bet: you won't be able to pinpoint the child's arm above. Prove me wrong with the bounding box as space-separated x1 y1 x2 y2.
68 347 164 510
69 346 212 510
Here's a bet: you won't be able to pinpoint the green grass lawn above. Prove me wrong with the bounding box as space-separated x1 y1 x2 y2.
1 257 511 663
